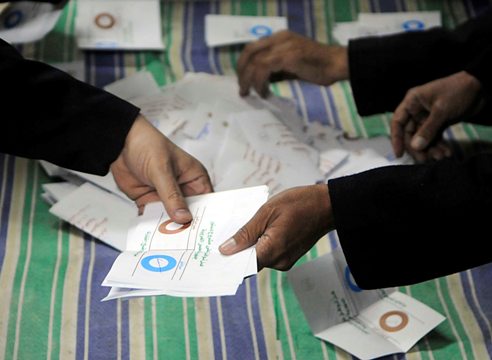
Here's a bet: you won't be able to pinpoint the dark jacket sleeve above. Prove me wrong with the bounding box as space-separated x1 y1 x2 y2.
0 38 140 175
328 153 492 289
348 9 492 117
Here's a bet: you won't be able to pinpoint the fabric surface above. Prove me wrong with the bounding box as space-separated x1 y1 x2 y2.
1 1 492 359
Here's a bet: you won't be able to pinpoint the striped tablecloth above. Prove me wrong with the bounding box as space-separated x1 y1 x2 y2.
1 1 492 359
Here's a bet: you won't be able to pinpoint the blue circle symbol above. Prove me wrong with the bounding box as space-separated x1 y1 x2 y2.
402 19 425 31
345 266 362 292
4 10 23 29
141 255 177 272
250 25 273 38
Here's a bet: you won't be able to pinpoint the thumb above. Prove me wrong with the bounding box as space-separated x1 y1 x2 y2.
411 106 447 151
152 168 192 224
219 212 267 255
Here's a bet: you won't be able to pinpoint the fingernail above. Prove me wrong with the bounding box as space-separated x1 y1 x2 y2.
411 136 427 151
174 208 191 219
219 238 237 252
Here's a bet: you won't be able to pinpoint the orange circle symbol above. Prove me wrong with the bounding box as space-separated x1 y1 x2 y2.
158 220 191 234
94 12 115 29
379 310 409 332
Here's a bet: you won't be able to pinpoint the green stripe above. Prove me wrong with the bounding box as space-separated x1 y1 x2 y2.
5 161 36 360
154 296 192 359
340 82 364 136
144 298 155 360
333 0 356 21
323 0 334 44
239 0 258 15
50 223 71 360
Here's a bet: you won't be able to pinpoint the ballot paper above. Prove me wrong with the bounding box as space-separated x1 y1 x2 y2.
101 185 269 300
333 11 441 46
205 14 288 47
0 1 64 43
287 248 445 359
75 0 164 50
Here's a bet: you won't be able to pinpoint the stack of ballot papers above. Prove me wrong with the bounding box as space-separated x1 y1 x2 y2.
75 0 164 50
102 185 268 300
42 71 412 299
333 11 441 46
288 248 446 359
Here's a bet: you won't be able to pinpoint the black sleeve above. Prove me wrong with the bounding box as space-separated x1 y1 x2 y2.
328 153 492 289
0 38 140 175
348 9 492 116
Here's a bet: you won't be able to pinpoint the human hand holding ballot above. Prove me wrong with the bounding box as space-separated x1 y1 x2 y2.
102 185 269 300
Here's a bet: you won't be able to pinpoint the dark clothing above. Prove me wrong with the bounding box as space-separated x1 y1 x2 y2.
330 9 492 289
0 38 140 175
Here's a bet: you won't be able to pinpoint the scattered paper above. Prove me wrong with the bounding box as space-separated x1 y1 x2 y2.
333 11 441 46
287 249 445 359
205 14 288 47
75 0 164 50
101 185 269 300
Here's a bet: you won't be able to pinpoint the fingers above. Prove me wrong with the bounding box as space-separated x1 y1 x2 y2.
410 102 447 152
219 209 268 256
149 165 192 224
390 100 411 158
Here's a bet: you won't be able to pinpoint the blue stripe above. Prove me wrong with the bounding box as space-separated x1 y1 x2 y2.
378 0 400 12
93 52 119 88
285 0 308 35
181 2 193 72
326 87 342 129
88 243 120 359
221 282 259 360
0 155 14 269
300 83 331 124
209 297 224 360
460 264 492 357
246 275 268 359
190 2 214 73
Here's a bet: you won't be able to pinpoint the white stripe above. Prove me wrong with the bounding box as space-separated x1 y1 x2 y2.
13 164 39 360
435 278 469 359
0 156 8 230
47 222 64 360
303 0 312 38
83 240 96 360
292 81 310 126
216 297 228 360
184 4 195 72
246 279 260 360
277 271 296 359
183 298 191 360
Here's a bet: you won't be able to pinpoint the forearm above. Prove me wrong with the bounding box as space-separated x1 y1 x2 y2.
348 10 492 116
0 39 140 175
328 153 492 288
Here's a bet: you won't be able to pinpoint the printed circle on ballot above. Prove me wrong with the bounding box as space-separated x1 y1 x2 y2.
94 12 116 29
379 310 409 332
250 24 273 38
4 10 23 29
141 254 177 272
158 219 191 235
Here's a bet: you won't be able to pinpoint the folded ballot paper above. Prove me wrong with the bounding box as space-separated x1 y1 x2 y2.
287 248 445 359
101 185 269 300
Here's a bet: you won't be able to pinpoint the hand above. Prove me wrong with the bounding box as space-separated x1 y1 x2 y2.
219 184 333 271
111 115 213 223
391 71 484 162
237 30 349 98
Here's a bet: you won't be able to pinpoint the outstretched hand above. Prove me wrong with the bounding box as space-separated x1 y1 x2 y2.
391 71 484 162
237 30 349 98
111 114 213 223
219 184 333 271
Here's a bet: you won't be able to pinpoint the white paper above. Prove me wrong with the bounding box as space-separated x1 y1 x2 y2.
205 14 288 47
287 249 445 359
104 71 161 102
75 0 164 50
49 183 137 251
333 11 441 46
102 185 268 300
0 2 64 44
